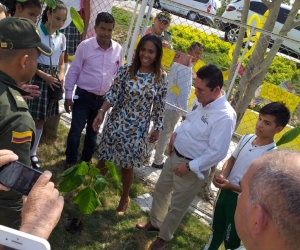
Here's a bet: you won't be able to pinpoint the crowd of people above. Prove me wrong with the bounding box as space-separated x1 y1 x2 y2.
0 1 300 250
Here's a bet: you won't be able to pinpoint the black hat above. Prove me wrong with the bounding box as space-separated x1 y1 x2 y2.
0 17 52 56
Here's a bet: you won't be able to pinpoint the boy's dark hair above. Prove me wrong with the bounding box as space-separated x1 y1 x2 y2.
95 12 115 27
259 102 290 127
196 64 223 90
7 0 41 16
189 42 203 51
131 34 163 84
41 1 66 24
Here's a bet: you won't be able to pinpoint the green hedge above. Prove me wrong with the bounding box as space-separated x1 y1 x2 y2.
169 25 300 94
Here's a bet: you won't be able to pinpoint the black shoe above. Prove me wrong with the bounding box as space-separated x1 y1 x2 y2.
151 163 164 169
30 155 41 169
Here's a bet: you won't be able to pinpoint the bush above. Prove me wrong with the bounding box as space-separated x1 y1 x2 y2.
169 24 300 94
169 25 231 54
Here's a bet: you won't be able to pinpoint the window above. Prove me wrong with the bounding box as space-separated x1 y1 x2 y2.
250 1 268 16
277 7 290 24
192 0 209 3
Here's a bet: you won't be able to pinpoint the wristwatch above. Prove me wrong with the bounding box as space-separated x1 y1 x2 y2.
186 162 191 171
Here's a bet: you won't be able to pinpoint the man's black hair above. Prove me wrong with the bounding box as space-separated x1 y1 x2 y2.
95 12 115 27
259 102 290 127
196 64 223 90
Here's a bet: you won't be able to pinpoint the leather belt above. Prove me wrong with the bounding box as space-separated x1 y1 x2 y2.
174 147 193 161
78 87 104 100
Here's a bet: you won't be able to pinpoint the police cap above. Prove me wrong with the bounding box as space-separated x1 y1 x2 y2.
0 17 52 56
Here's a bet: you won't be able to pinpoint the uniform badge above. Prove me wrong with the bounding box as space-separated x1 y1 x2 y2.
11 131 32 144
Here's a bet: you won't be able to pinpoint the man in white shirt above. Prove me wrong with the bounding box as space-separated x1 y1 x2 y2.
136 64 237 250
235 150 300 250
151 42 203 169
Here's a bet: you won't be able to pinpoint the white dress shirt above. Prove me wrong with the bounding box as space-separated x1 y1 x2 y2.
174 90 237 179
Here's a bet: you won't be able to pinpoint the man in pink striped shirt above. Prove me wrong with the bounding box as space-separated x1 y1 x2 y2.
64 12 122 168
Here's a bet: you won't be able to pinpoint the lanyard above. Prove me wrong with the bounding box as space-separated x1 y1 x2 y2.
236 135 275 160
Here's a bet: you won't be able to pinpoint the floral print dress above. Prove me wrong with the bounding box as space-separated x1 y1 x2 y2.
98 64 168 168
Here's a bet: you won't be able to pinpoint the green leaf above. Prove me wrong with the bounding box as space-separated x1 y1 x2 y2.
58 174 84 192
94 175 108 194
58 165 77 177
76 161 89 176
277 126 300 146
17 0 27 2
45 0 59 9
73 187 101 215
88 167 100 177
105 161 120 182
70 7 84 34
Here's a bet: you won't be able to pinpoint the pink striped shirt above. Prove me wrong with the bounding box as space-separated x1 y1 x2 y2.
65 37 123 99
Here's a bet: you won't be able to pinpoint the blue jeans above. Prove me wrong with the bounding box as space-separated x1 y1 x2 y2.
65 87 104 164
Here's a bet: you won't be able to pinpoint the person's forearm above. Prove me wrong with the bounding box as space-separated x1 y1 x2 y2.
84 0 90 33
221 156 235 178
36 69 47 80
227 182 241 193
58 64 65 81
20 224 50 240
100 101 112 112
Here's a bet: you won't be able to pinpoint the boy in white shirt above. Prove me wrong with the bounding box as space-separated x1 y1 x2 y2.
204 102 290 250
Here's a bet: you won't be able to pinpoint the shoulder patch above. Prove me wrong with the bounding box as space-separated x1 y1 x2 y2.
16 95 25 102
166 30 172 35
12 131 32 144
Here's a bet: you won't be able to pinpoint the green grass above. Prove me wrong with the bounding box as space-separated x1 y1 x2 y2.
38 124 216 249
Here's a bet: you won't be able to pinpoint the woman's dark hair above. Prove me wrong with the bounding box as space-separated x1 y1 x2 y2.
7 0 41 16
130 34 163 83
41 0 66 24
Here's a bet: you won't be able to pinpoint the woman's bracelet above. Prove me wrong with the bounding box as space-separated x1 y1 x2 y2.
98 108 105 114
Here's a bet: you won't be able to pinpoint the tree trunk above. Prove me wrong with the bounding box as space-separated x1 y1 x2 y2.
232 0 300 126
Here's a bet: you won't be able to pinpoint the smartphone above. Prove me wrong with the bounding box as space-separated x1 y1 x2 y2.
0 225 50 250
0 161 42 196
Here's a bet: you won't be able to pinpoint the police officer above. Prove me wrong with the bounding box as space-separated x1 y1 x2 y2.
147 11 172 48
0 17 52 229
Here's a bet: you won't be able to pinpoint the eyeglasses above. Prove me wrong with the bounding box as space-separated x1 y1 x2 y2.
193 83 214 94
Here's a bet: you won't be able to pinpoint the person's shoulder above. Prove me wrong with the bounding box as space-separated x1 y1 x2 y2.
111 39 122 50
78 37 95 48
165 29 172 35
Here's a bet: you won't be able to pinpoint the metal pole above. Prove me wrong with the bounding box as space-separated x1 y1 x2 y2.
141 0 154 36
127 0 148 63
122 0 139 57
226 27 256 99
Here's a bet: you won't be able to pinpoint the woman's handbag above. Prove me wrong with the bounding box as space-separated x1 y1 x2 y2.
48 75 63 100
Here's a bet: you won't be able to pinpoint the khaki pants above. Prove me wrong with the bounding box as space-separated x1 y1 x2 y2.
150 151 210 241
149 109 181 165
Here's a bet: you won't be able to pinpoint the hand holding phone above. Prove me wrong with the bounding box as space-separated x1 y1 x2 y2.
20 171 64 240
0 150 19 191
0 161 42 196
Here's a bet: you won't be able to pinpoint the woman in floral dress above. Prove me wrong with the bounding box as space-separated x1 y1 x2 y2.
92 34 167 214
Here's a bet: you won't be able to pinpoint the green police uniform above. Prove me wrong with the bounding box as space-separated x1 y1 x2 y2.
0 17 52 229
0 72 35 229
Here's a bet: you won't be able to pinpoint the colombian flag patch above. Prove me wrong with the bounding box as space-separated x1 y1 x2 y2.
11 131 32 144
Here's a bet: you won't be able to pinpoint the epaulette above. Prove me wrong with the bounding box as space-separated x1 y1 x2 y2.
166 30 172 35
